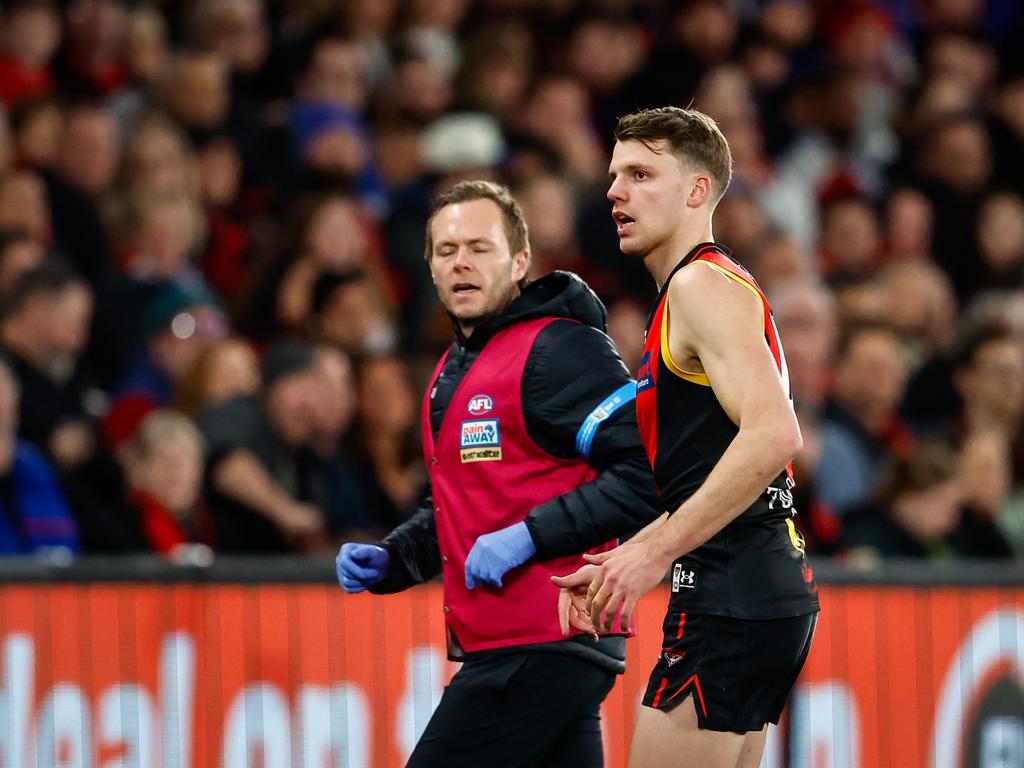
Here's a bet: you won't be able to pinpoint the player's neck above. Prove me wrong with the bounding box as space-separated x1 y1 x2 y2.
645 221 715 290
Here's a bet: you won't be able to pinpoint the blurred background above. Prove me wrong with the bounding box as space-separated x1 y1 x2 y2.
1 0 1024 563
1 0 1024 765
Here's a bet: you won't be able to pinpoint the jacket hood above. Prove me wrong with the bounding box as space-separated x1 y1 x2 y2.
456 271 608 349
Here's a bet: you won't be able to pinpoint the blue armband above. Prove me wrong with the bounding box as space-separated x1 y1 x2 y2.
574 381 637 459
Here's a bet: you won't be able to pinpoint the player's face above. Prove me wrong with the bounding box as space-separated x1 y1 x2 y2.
607 139 693 258
429 198 529 334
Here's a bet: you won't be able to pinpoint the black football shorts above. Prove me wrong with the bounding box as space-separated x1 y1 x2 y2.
641 610 817 733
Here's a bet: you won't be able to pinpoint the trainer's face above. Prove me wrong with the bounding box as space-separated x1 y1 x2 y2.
607 139 693 258
429 198 529 335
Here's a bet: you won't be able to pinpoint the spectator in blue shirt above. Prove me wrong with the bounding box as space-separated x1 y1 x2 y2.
0 356 79 555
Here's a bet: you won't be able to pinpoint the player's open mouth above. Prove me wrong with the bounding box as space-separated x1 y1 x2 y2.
613 210 635 236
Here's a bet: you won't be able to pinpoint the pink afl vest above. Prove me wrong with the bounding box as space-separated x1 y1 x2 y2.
422 317 616 652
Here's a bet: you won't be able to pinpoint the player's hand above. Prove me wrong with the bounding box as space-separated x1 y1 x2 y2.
464 521 536 589
583 540 668 632
336 543 390 593
552 564 601 640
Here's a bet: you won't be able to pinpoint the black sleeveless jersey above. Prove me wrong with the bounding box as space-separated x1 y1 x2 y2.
636 242 818 618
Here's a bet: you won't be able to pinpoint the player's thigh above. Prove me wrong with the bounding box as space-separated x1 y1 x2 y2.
734 728 768 768
628 694 747 768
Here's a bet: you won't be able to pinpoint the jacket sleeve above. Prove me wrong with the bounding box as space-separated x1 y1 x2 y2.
521 321 662 559
368 484 443 593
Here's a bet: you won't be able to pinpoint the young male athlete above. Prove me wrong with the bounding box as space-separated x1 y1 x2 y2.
336 181 661 766
555 107 819 768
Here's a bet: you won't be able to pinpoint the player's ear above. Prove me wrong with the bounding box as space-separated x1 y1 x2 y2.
686 174 712 208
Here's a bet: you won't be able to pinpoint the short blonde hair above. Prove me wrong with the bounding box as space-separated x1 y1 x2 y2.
132 410 205 459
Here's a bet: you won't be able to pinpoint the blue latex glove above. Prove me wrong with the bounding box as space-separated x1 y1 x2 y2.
465 521 537 590
336 543 389 593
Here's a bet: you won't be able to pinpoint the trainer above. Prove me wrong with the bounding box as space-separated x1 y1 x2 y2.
336 180 660 767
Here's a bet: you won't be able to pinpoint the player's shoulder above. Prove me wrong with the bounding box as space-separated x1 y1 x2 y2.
670 259 761 313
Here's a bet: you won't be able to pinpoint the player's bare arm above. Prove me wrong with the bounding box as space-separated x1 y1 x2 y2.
583 262 802 631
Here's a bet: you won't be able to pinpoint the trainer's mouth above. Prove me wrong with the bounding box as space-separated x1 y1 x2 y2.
452 282 480 295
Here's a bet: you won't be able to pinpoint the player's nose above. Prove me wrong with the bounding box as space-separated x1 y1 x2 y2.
606 177 626 202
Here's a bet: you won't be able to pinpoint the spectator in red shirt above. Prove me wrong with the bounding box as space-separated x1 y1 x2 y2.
123 409 210 558
0 1 61 107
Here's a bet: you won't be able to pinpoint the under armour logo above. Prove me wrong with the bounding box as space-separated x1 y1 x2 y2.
672 564 696 592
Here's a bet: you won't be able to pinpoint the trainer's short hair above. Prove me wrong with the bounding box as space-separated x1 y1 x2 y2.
614 107 733 205
424 180 530 262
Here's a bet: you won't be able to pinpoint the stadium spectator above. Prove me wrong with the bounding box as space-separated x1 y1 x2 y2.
10 96 62 170
0 230 45 298
818 193 884 280
309 345 376 543
187 0 269 83
176 336 260 418
816 321 912 515
749 231 814 296
605 297 647 376
348 354 424 528
0 170 52 246
0 260 128 553
122 5 169 91
122 410 209 557
0 0 61 108
953 321 1024 442
116 112 197 207
959 429 1017 558
975 190 1024 291
47 102 119 287
914 113 994 302
290 35 384 210
114 285 228 406
55 0 129 99
879 260 957 364
243 192 380 338
197 338 327 553
195 135 250 300
161 50 231 141
843 440 1011 561
55 102 121 196
885 186 934 260
309 269 396 356
0 355 79 555
0 261 96 469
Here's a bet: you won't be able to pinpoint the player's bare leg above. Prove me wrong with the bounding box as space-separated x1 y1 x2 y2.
627 694 759 768
733 727 767 768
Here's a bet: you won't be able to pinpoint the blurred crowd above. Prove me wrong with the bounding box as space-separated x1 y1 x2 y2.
0 0 1023 565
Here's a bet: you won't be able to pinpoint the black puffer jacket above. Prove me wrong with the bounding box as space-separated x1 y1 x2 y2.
371 270 660 591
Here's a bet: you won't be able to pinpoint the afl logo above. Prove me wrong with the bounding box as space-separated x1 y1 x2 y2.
468 394 494 416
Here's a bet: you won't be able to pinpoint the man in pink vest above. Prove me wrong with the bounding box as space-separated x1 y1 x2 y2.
337 180 660 766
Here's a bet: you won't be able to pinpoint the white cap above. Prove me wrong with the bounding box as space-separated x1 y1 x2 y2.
421 112 506 173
